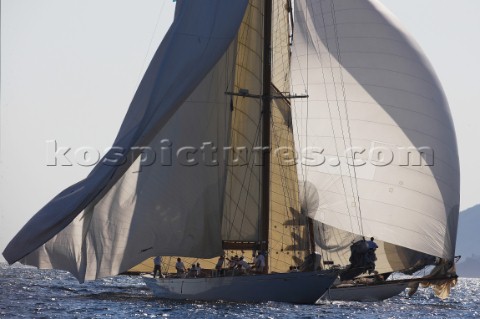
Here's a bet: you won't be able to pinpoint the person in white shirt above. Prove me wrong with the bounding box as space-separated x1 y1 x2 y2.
255 253 265 273
228 255 239 269
196 262 202 276
188 263 197 277
237 256 251 272
175 257 186 275
153 256 162 278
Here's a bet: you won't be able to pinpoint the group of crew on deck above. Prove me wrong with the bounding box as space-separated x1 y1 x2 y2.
153 238 378 280
173 258 204 277
214 251 266 276
152 251 268 278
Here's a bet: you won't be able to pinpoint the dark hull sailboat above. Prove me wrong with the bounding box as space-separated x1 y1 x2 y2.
145 271 336 304
3 0 339 304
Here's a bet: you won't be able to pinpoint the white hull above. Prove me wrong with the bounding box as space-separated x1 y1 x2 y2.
144 271 337 304
320 280 409 302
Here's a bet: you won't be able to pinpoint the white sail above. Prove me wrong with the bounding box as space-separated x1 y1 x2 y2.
291 0 459 264
3 0 249 282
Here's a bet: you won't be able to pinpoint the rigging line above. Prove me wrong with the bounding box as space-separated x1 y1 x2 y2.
317 221 358 265
281 147 303 259
290 46 306 173
291 0 312 247
313 0 358 235
290 67 307 192
270 109 299 260
229 2 255 136
227 4 265 150
319 223 332 262
289 7 309 186
303 0 310 212
236 114 263 240
225 110 263 239
224 4 262 239
330 0 364 235
271 0 290 93
136 1 167 84
287 3 305 250
268 3 302 268
217 50 230 206
221 45 240 205
260 0 273 260
271 102 308 260
291 3 340 235
274 148 298 257
298 1 317 253
222 47 230 173
287 0 294 46
326 224 348 265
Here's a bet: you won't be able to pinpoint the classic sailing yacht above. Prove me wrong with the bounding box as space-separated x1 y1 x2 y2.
2 0 459 304
133 0 460 302
2 0 338 304
288 1 460 301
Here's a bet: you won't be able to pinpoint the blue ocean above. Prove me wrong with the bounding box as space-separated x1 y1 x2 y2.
0 263 478 318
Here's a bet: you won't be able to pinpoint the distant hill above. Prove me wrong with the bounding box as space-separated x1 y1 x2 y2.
457 255 480 278
456 204 480 278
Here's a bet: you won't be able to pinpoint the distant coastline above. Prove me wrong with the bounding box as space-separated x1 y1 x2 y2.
457 255 480 279
456 204 480 278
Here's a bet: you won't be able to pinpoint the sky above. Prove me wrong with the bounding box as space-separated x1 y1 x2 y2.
1 0 479 259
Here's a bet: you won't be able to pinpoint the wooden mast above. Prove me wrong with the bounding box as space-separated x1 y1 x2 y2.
260 0 272 271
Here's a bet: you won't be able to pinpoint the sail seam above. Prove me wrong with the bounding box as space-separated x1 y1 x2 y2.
329 0 366 236
307 0 358 235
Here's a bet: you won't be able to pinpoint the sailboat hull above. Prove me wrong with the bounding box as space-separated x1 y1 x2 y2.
144 271 337 304
320 280 409 302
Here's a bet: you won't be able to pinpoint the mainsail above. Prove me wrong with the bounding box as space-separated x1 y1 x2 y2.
290 0 459 277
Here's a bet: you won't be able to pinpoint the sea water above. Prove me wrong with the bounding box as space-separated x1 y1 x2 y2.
0 263 478 318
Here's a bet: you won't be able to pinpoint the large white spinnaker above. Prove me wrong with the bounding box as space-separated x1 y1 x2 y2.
291 0 460 268
3 0 248 282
